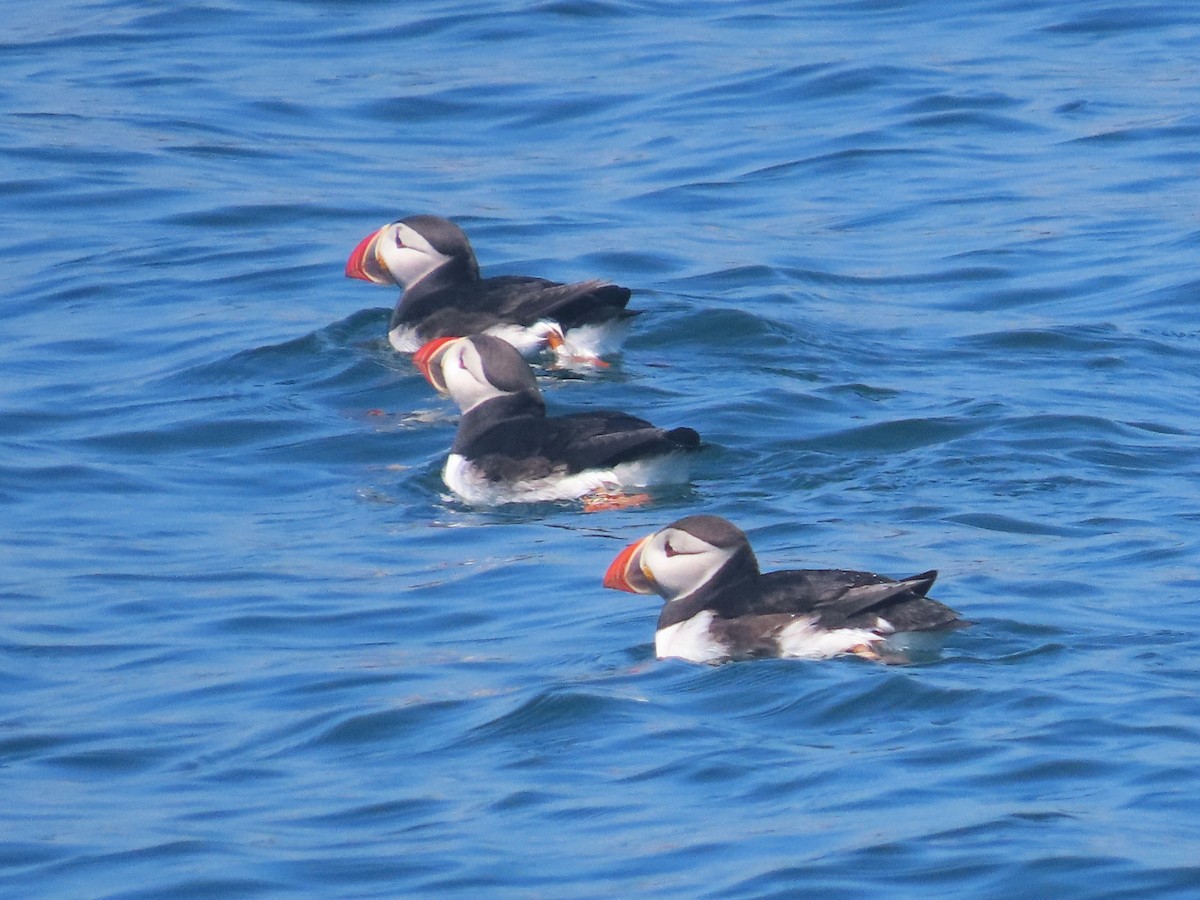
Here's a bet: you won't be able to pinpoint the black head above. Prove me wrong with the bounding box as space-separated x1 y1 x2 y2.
467 334 541 398
399 215 480 280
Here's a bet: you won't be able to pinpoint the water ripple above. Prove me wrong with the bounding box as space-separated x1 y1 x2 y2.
5 0 1200 896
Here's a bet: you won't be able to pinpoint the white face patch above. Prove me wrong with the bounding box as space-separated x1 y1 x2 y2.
640 527 737 602
437 339 507 413
375 223 452 288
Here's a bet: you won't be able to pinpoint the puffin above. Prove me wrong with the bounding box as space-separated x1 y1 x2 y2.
346 215 636 366
603 515 966 664
413 334 700 507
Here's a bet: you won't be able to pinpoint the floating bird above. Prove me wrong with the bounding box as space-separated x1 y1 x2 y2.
413 334 699 507
346 215 636 366
604 514 965 663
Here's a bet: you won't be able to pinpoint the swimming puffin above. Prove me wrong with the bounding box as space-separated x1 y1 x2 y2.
346 215 636 366
603 515 965 663
413 334 699 507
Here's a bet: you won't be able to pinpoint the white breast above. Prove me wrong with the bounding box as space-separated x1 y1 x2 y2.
479 321 561 356
390 320 560 356
774 617 884 659
442 453 607 505
442 451 691 506
392 319 630 366
654 611 726 663
389 324 423 353
551 320 632 366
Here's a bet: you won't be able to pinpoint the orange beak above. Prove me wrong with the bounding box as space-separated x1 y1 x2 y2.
413 336 460 393
603 535 655 593
345 225 396 284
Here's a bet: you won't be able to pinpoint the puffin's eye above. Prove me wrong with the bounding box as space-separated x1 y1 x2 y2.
394 231 406 248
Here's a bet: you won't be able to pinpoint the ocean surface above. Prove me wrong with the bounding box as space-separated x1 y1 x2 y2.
4 1 1200 896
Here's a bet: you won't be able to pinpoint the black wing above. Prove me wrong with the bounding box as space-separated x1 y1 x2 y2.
395 274 633 337
719 569 958 633
457 411 698 480
478 277 635 329
544 412 698 472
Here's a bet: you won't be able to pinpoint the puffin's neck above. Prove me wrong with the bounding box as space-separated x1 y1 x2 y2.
391 256 479 327
451 392 546 453
656 547 760 629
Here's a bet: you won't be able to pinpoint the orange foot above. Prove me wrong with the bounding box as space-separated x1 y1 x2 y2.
582 491 652 512
546 330 610 369
848 643 883 662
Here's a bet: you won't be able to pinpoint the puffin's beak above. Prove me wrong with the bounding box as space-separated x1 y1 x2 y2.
413 336 460 393
603 535 655 594
345 226 396 284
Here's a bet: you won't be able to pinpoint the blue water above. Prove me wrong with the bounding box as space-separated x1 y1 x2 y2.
4 0 1200 895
